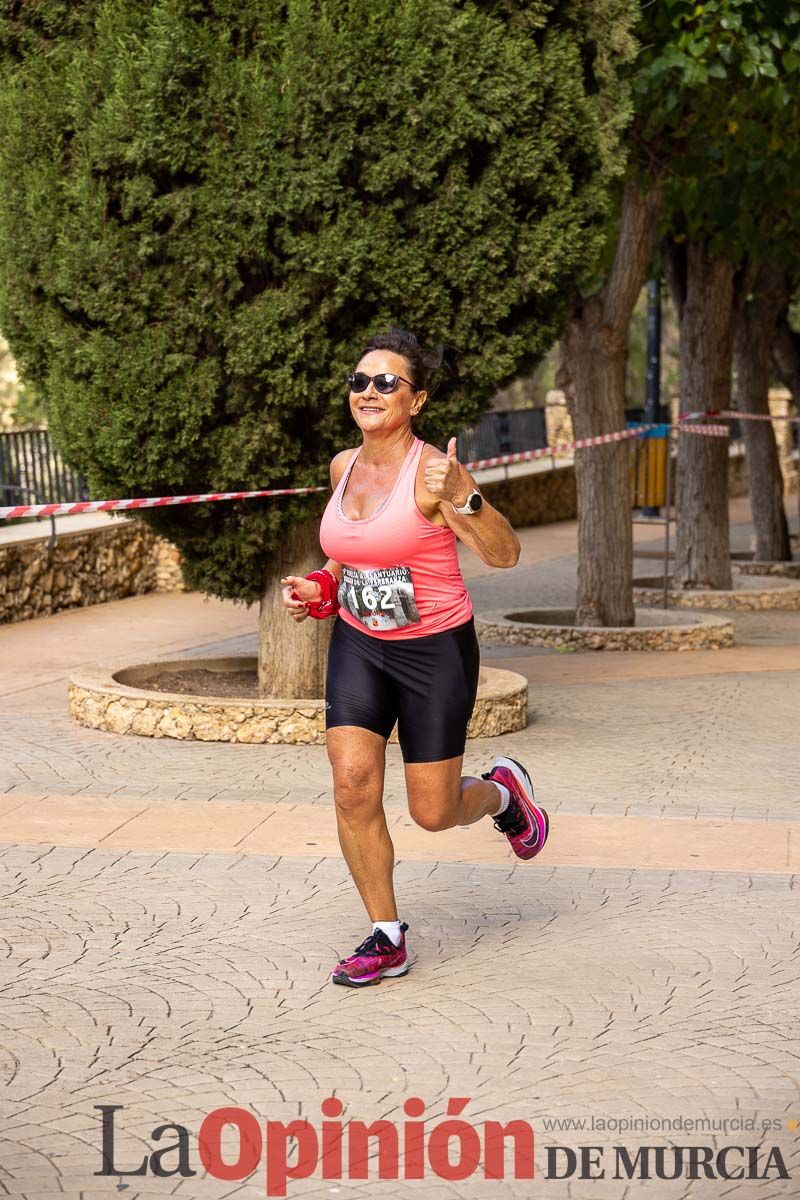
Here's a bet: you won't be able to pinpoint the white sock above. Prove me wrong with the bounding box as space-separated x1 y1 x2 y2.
373 921 402 947
492 782 511 816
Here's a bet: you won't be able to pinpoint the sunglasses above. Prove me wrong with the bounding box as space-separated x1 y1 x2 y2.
346 371 416 395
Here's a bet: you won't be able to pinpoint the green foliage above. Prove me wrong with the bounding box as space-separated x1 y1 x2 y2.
634 1 800 259
0 0 635 601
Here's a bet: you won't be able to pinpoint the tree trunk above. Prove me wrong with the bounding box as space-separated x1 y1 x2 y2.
559 175 663 626
258 514 331 698
561 302 633 625
733 263 790 562
666 238 734 589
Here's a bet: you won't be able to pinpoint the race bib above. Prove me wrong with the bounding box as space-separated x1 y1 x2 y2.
338 565 421 631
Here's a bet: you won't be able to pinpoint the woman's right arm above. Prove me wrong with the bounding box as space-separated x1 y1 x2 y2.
279 451 351 621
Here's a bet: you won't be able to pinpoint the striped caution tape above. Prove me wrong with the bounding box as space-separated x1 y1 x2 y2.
718 409 800 423
0 485 327 522
1 426 661 520
462 424 659 472
680 409 799 425
0 415 757 522
678 423 730 437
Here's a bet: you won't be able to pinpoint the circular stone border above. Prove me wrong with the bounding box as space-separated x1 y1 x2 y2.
733 559 800 580
68 656 529 744
633 573 800 610
475 607 734 651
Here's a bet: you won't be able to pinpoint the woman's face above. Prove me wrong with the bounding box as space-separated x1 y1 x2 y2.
349 350 426 436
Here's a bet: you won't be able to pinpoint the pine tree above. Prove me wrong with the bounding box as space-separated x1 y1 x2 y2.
0 0 635 693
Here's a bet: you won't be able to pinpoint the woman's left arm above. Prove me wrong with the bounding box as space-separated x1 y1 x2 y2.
423 439 520 568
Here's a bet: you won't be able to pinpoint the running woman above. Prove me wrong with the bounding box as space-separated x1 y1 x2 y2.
281 329 549 987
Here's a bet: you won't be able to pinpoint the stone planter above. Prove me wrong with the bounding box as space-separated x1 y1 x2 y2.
633 574 800 610
475 607 734 651
68 657 529 743
732 557 800 580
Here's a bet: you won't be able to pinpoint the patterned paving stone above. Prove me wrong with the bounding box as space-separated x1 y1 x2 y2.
2 663 798 824
0 847 798 1198
1 502 798 1197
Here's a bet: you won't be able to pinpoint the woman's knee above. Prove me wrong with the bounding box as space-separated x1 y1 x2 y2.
405 762 463 833
408 802 456 833
407 781 463 833
328 728 383 776
329 743 384 817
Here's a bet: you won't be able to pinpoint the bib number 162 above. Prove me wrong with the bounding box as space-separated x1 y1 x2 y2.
350 584 394 612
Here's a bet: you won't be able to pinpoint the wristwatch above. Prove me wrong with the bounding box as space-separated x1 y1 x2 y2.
452 489 483 516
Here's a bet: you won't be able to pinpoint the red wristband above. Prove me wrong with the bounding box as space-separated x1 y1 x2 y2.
304 569 340 619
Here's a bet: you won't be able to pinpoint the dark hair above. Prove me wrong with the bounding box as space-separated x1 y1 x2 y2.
360 327 457 396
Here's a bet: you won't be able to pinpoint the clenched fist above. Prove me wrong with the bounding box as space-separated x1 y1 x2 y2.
280 575 322 622
423 437 470 505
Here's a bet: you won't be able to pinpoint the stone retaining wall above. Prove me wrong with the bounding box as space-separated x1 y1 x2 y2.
481 448 750 529
153 539 185 593
481 464 577 527
0 520 184 624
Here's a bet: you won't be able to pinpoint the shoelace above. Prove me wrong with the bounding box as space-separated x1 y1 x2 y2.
349 930 391 958
493 798 526 835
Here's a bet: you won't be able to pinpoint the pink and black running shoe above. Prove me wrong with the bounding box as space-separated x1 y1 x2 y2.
331 923 410 988
483 756 549 861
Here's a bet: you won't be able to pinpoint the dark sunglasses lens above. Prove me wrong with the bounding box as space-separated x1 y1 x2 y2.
348 373 369 393
374 374 400 393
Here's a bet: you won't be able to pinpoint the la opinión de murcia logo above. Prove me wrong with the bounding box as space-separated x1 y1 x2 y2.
95 1100 535 1195
94 1103 791 1194
547 1144 789 1181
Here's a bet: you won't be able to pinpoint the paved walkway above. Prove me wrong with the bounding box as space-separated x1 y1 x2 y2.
1 498 799 1197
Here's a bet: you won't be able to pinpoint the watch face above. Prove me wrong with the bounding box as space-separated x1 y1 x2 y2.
468 491 483 511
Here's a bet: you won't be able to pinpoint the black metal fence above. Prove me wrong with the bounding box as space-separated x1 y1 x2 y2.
0 429 88 510
456 408 548 465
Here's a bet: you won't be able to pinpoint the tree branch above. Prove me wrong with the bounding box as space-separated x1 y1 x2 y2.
601 172 664 332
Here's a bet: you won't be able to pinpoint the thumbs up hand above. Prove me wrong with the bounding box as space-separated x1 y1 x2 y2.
424 436 470 504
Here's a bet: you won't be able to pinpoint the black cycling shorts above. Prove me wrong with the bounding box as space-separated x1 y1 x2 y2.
325 616 481 763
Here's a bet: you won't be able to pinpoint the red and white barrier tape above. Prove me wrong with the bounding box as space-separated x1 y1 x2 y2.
1 426 660 520
462 424 658 472
719 409 800 423
0 485 327 522
1 412 774 522
680 409 800 424
678 423 730 437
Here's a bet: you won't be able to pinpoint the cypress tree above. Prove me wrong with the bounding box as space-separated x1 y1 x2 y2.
0 0 635 694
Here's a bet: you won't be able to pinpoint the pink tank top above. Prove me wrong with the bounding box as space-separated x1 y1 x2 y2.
319 437 473 639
